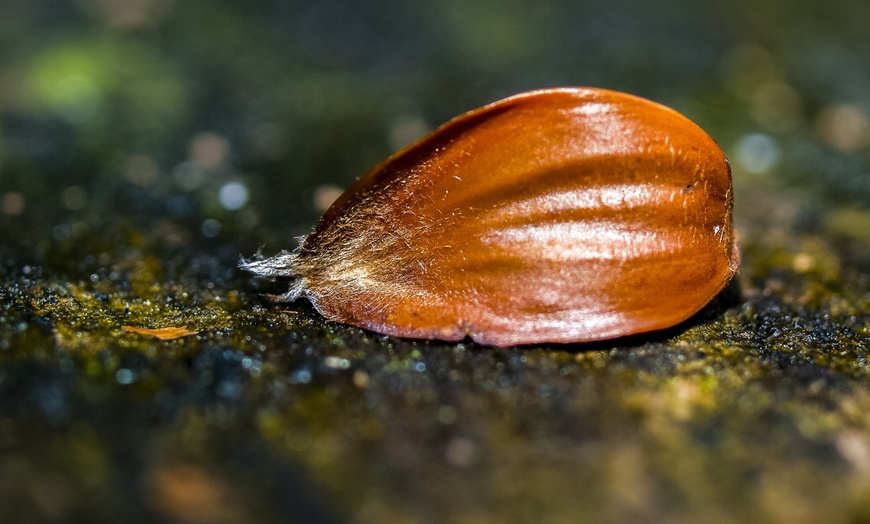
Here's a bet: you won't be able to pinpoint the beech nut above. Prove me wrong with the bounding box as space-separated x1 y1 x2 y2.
243 87 739 347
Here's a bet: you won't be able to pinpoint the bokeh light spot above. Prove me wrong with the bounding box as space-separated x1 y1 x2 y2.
218 182 249 210
2 192 25 215
126 155 159 186
61 186 88 211
735 133 780 174
817 104 870 152
312 185 343 213
190 133 230 170
201 219 221 238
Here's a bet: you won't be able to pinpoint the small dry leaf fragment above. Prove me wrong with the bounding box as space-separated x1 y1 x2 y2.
122 325 199 340
244 87 739 347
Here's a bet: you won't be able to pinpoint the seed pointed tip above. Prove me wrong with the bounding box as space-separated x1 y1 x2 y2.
240 250 300 278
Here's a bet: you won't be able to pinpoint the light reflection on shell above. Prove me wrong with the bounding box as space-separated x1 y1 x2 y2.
244 87 738 347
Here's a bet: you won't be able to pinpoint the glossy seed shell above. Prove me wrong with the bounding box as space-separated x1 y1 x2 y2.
244 87 738 347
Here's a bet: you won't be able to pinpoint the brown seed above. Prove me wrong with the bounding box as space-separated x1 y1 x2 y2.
243 87 739 347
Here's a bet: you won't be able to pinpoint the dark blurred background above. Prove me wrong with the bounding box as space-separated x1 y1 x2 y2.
3 0 870 267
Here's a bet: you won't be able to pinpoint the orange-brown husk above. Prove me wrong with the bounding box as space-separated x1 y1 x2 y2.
244 87 738 347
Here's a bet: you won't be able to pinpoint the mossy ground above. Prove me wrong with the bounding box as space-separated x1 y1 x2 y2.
4 195 870 523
